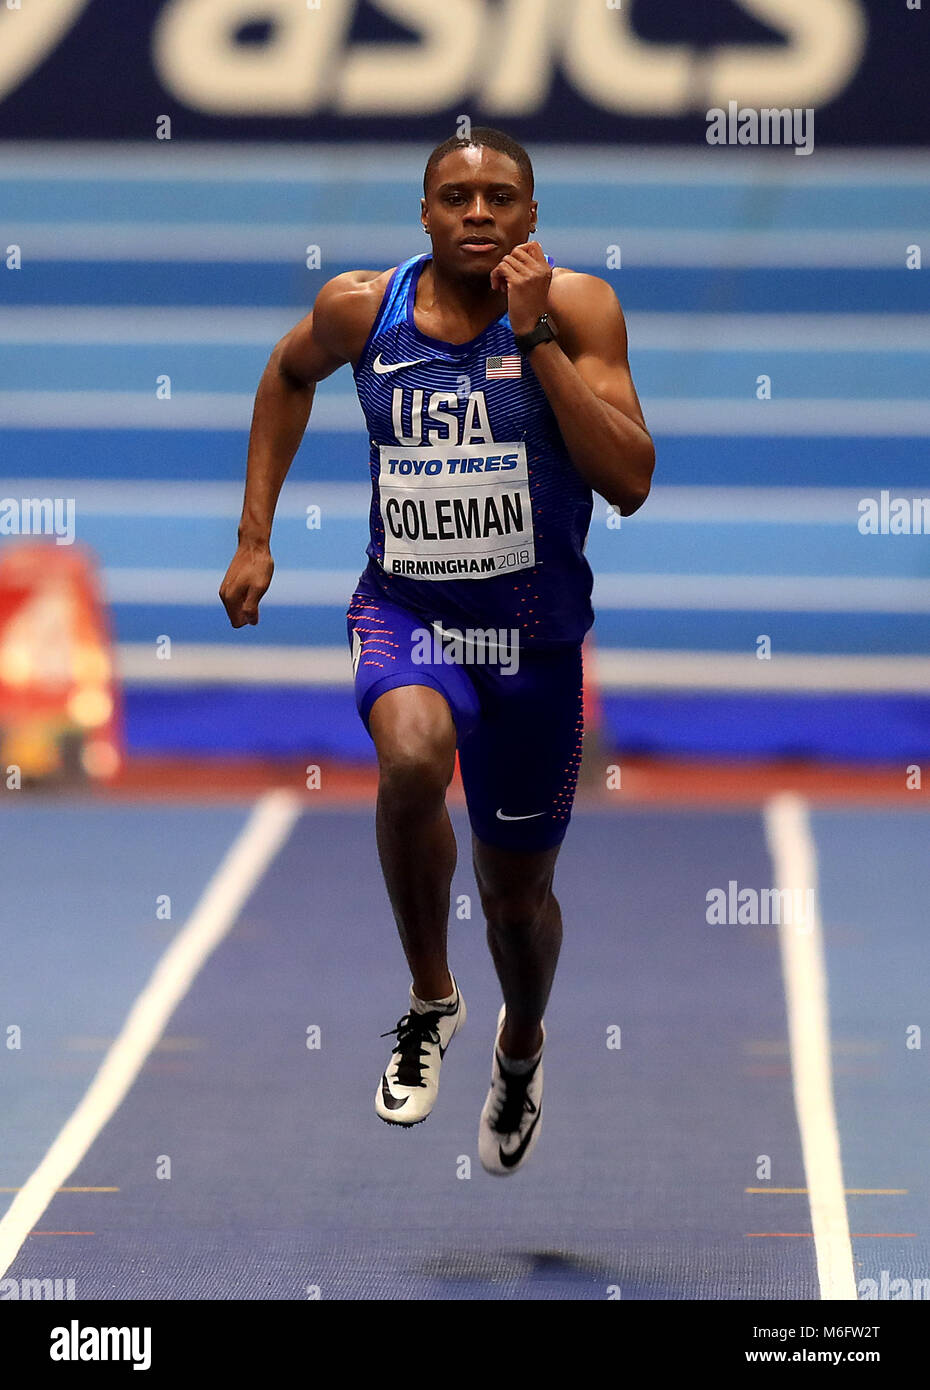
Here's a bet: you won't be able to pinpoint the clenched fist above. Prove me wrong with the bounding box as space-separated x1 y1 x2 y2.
219 541 274 627
488 240 552 338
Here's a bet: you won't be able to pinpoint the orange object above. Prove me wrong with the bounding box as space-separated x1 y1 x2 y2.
0 540 124 784
581 630 603 737
578 630 607 789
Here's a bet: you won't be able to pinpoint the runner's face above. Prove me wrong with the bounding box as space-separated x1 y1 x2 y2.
422 147 536 274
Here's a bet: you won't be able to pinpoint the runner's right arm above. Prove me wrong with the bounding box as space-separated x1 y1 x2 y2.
219 275 361 628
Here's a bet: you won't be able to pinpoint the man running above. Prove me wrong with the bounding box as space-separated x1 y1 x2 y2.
220 128 654 1175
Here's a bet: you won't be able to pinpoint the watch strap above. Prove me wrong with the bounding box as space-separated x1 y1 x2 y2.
514 314 557 356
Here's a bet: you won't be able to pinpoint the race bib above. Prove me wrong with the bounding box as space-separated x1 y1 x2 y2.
377 442 535 580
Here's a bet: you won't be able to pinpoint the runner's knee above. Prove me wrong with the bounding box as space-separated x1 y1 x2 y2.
378 745 454 813
373 698 456 813
480 881 554 932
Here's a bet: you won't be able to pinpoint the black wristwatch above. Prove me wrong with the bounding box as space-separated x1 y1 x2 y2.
514 314 558 356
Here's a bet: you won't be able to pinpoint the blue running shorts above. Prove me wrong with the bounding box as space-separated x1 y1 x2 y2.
346 582 585 852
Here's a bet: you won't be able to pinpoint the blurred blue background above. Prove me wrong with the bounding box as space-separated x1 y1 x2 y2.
1 0 927 762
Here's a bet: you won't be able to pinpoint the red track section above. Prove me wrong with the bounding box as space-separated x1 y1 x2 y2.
69 754 925 806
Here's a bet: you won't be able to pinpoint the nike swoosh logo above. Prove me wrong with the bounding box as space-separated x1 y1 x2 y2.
498 1106 542 1169
496 809 546 821
438 990 458 1055
381 1075 408 1110
371 353 430 375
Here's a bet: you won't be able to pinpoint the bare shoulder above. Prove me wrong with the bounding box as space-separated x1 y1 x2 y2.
274 266 398 383
547 267 628 352
313 267 397 364
549 267 623 313
316 266 393 306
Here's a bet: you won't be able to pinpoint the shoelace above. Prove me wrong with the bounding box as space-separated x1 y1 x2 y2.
380 1010 444 1088
489 1059 538 1135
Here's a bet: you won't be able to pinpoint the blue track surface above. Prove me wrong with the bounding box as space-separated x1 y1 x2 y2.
3 263 927 312
120 688 930 764
814 810 930 1287
7 800 924 1300
4 177 928 225
3 432 927 488
0 805 251 1189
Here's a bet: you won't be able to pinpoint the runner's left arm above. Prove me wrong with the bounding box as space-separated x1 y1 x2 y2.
492 245 655 515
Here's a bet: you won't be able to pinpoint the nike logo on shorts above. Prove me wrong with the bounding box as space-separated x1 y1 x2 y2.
371 352 430 375
496 809 546 821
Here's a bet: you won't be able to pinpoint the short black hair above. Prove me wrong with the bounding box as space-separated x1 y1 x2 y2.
423 127 534 199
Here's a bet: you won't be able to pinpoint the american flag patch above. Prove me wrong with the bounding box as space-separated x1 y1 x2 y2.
485 355 522 380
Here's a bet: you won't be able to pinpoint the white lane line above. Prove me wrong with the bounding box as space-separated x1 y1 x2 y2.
0 391 362 430
2 309 928 349
3 141 929 183
1 224 923 267
0 307 296 343
628 314 930 351
0 479 909 526
587 649 930 694
644 400 930 437
113 643 930 694
4 392 930 435
764 794 856 1301
0 479 904 526
592 574 930 613
0 479 372 518
100 567 359 605
0 789 302 1279
95 568 930 612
